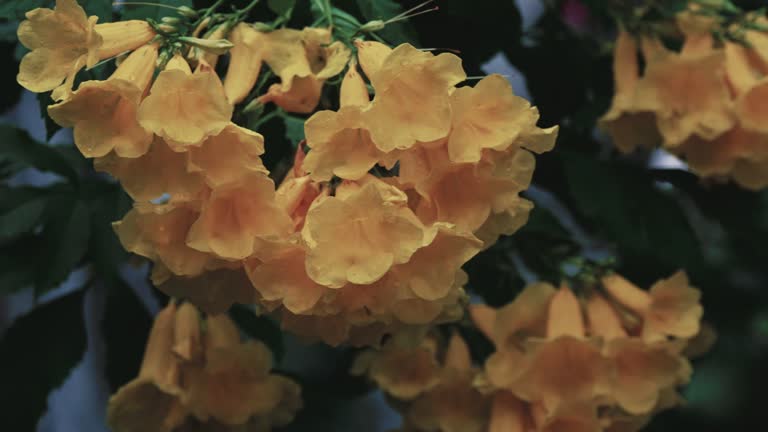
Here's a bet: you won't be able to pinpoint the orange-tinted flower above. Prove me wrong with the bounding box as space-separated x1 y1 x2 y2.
138 55 232 149
153 268 254 315
115 202 211 277
223 23 265 104
633 40 734 146
95 136 205 202
302 177 426 288
259 27 350 113
187 124 268 187
447 74 538 163
186 174 293 260
17 0 101 95
48 44 158 158
362 44 466 152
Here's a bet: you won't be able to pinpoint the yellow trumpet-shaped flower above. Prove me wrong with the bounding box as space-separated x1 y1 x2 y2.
48 44 158 158
259 27 351 113
187 124 268 188
95 136 205 202
447 74 538 163
17 0 101 96
633 38 734 146
361 43 466 152
108 303 302 432
302 176 426 288
114 202 211 278
186 174 294 260
303 63 381 181
138 55 233 149
223 23 266 104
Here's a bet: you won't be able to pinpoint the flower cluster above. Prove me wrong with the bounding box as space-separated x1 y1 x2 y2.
355 271 711 432
601 7 768 189
247 41 557 345
18 0 554 347
107 303 301 432
352 330 490 432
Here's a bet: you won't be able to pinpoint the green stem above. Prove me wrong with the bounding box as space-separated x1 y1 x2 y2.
113 1 181 10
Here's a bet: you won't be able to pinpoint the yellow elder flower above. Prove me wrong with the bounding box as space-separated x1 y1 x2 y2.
633 38 734 146
603 339 691 415
411 146 536 233
138 55 233 149
361 43 466 152
303 64 380 181
108 304 301 432
184 315 298 426
95 136 205 202
223 23 265 104
187 124 268 188
114 202 211 277
259 27 351 113
303 106 382 181
245 244 327 315
602 271 703 343
18 0 156 98
599 32 663 153
447 74 538 163
186 174 293 260
17 0 101 95
108 303 188 432
301 176 426 288
48 44 158 158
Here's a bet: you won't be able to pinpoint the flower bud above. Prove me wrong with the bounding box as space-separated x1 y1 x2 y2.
177 5 198 18
179 36 234 55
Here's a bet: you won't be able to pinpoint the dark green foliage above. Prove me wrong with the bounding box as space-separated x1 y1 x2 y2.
102 277 153 392
0 289 87 432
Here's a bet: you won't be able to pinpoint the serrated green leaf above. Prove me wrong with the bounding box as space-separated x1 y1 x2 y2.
35 198 91 295
0 125 78 183
102 277 152 391
0 289 87 431
229 304 285 363
120 0 193 21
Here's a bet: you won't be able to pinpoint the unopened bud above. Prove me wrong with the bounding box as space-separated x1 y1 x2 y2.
161 16 182 25
358 19 385 33
156 23 177 34
178 36 235 55
177 6 198 19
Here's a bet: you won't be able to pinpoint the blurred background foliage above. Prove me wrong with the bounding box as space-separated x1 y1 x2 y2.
1 0 767 431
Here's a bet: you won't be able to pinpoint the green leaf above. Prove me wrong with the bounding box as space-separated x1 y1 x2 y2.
80 0 113 21
0 236 41 295
0 289 87 431
83 180 130 280
36 198 91 295
120 0 192 21
0 196 48 241
229 304 285 363
102 278 152 392
267 0 295 15
0 125 78 183
562 153 706 284
37 91 63 142
355 0 418 44
0 0 50 21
